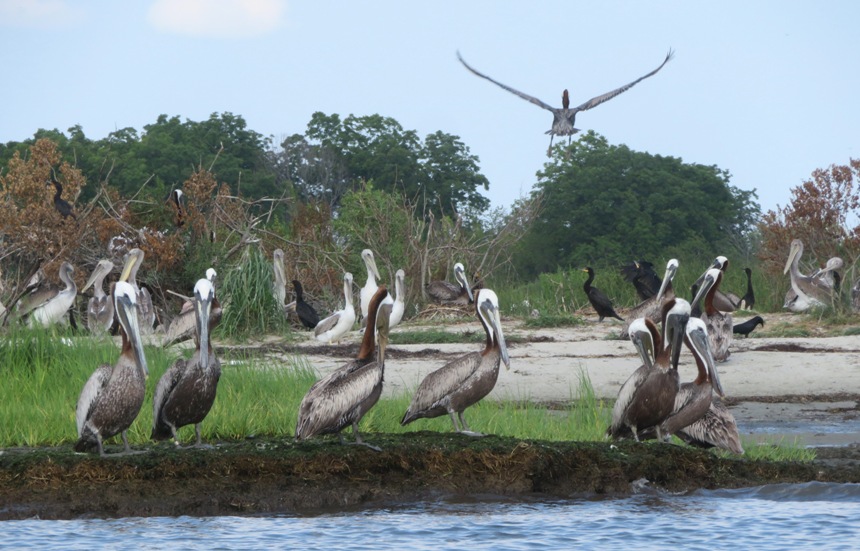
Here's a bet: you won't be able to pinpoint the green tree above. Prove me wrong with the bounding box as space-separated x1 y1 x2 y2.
516 132 760 277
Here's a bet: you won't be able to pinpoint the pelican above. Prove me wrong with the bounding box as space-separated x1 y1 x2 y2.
692 268 733 363
620 258 677 340
389 269 406 328
425 262 474 305
401 288 510 436
784 251 843 310
292 279 320 330
783 240 835 312
169 189 185 228
296 286 391 450
25 262 77 328
582 266 623 322
272 249 287 309
738 267 755 310
693 256 737 312
81 260 115 334
359 249 382 325
457 50 673 156
152 277 222 447
119 248 156 332
163 268 221 347
48 172 76 219
75 281 148 456
606 298 690 442
314 272 356 343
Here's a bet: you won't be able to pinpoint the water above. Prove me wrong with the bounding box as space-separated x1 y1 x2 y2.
3 482 859 550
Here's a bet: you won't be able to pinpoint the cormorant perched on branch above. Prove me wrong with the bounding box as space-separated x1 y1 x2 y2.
582 267 623 322
620 260 662 301
457 50 674 155
48 172 76 220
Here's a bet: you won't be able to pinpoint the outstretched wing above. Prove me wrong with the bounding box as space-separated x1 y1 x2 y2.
457 51 556 112
573 50 674 113
76 364 112 437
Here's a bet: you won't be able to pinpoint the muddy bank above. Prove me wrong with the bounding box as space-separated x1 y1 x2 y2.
1 434 858 520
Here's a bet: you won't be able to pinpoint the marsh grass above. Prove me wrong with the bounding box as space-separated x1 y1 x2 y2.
523 314 586 328
740 437 817 462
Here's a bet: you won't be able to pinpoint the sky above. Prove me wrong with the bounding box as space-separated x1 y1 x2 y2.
1 0 858 217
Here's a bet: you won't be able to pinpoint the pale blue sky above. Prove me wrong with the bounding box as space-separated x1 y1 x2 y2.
1 0 858 216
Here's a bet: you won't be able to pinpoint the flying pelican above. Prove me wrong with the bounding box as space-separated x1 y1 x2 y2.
292 279 320 330
457 50 674 155
582 266 623 322
163 268 220 347
692 268 733 363
152 277 222 447
738 267 755 310
314 272 357 343
25 262 77 328
619 258 678 340
425 262 474 305
272 249 287 309
783 240 836 312
48 172 76 219
296 286 392 450
606 298 690 442
75 281 148 456
389 269 406 328
81 260 115 334
359 249 382 325
401 288 510 436
119 248 156 332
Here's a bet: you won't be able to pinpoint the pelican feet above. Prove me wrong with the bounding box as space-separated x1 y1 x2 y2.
457 430 486 438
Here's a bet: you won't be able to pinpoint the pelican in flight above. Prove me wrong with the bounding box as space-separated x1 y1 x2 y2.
389 269 406 328
607 299 690 442
152 277 222 447
314 272 357 343
25 262 77 328
401 288 510 436
82 260 115 334
425 262 474 305
457 50 674 155
359 249 382 325
620 258 677 340
296 286 392 450
75 281 148 456
692 268 733 363
119 248 156 332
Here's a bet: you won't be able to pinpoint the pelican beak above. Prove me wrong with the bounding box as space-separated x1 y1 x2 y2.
688 325 725 397
82 261 110 293
376 302 392 365
485 300 510 370
117 293 148 379
369 256 381 281
692 273 716 312
656 262 677 301
631 331 654 370
667 310 690 371
119 251 140 283
195 290 212 370
784 242 800 275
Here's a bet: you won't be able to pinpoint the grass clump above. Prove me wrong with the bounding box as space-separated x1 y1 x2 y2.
523 314 585 329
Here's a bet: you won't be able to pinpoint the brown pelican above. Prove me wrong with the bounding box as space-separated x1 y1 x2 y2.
401 288 510 436
783 239 836 312
75 281 148 456
152 277 222 446
738 267 755 310
607 298 690 442
425 262 474 305
692 268 733 363
582 267 623 322
694 256 737 312
314 272 357 343
784 249 842 310
619 258 677 340
293 280 320 330
272 249 288 310
457 50 674 155
81 260 115 334
296 286 391 450
359 249 382 325
163 268 221 347
25 262 77 328
389 269 406 328
119 248 156 332
48 172 76 220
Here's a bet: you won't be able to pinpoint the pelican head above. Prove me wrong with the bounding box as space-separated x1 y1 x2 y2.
114 281 148 378
119 248 144 283
714 256 729 271
784 239 804 275
82 260 114 293
692 268 722 312
476 288 510 369
453 262 474 303
395 269 406 296
361 249 381 282
686 317 725 397
343 272 354 305
656 258 679 301
206 267 217 282
665 298 691 370
376 301 393 365
628 317 655 369
194 278 215 370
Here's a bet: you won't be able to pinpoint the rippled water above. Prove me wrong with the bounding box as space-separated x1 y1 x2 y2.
5 482 860 550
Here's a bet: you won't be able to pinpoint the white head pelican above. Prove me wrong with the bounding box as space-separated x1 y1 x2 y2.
359 249 382 324
26 262 77 328
692 268 733 363
119 248 156 332
425 262 474 305
389 269 406 328
314 272 356 343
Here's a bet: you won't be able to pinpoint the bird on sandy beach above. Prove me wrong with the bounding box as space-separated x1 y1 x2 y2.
457 50 674 155
733 315 764 338
314 272 357 344
582 267 623 322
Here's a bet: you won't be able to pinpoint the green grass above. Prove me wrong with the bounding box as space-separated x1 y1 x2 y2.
523 314 586 328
